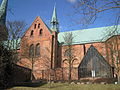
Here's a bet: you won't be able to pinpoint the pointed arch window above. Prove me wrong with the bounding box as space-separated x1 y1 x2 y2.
29 44 34 58
30 30 34 37
34 24 37 29
38 23 40 28
39 29 43 36
35 43 40 57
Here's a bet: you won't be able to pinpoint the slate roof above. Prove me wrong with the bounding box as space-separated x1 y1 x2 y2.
58 25 120 45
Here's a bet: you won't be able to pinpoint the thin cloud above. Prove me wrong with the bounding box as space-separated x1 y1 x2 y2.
67 0 76 3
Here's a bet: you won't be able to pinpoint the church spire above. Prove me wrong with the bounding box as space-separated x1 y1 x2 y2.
51 4 59 32
0 0 8 26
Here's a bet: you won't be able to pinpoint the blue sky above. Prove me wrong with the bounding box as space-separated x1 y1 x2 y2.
1 0 118 32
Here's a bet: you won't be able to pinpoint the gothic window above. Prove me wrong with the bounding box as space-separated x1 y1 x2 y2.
34 24 37 29
30 30 34 37
39 29 43 36
29 44 34 57
35 43 40 57
38 23 40 28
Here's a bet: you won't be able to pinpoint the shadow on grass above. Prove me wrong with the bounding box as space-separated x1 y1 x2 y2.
42 82 69 89
7 80 47 89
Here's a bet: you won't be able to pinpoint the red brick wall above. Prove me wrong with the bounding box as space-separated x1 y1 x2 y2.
59 36 120 80
105 35 120 65
20 17 53 73
19 17 59 80
60 42 107 80
19 17 120 81
61 42 106 68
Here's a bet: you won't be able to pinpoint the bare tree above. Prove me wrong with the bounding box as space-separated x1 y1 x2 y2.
30 47 35 81
63 32 75 83
101 21 120 83
72 0 120 83
7 20 26 39
0 20 26 88
6 20 26 63
73 0 120 26
106 35 120 83
20 37 35 81
20 37 30 67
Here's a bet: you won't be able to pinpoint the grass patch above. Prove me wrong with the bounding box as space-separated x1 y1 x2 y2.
9 83 120 90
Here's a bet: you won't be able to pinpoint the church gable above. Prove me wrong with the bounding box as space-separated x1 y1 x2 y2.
20 16 53 63
78 45 112 78
20 16 54 72
23 16 52 39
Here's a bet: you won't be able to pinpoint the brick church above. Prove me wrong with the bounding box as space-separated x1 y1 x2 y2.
0 0 120 81
18 5 120 80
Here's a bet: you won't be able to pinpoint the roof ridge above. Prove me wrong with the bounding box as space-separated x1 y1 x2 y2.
60 25 120 33
58 25 120 45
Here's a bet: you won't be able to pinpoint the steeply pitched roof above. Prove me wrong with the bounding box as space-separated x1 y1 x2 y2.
78 45 111 78
6 25 120 50
0 0 8 26
50 5 59 32
79 45 111 68
51 5 58 24
58 25 120 45
42 19 52 34
21 16 52 39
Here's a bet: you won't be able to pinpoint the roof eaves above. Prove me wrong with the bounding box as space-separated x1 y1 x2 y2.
58 25 120 45
42 19 52 34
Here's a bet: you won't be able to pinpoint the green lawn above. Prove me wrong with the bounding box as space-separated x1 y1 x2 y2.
9 83 120 90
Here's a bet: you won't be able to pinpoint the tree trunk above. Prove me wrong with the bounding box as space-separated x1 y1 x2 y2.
31 57 33 81
118 73 120 83
68 60 71 84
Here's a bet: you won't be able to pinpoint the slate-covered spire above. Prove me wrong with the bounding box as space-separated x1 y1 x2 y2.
51 4 59 32
0 0 8 26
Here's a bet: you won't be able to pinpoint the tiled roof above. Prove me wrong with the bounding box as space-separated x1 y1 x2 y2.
58 25 120 45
